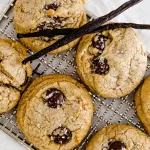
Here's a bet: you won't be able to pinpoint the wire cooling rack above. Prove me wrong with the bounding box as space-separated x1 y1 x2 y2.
0 1 150 150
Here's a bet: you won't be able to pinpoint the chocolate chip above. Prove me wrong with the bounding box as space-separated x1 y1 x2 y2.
44 88 65 108
49 126 72 144
49 17 62 29
36 17 62 31
36 22 46 31
0 59 2 63
44 3 59 11
92 57 109 75
92 35 108 55
108 141 126 150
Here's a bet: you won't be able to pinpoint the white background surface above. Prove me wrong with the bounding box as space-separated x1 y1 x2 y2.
0 0 10 13
0 0 150 150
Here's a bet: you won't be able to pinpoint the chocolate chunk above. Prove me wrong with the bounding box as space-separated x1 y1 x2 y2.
36 22 46 31
0 59 2 63
49 126 72 144
48 17 62 29
44 3 59 11
36 17 62 31
108 141 126 150
92 57 109 75
92 35 108 55
44 88 65 108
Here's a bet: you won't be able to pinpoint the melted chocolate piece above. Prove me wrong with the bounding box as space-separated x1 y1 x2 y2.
50 126 72 144
92 57 109 75
108 141 126 150
36 22 46 31
0 59 2 63
50 17 62 29
92 35 108 55
36 17 62 31
44 88 65 108
44 3 59 11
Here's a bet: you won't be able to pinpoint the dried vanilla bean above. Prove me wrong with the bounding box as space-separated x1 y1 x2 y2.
18 23 150 38
17 28 76 38
22 0 143 64
93 23 150 33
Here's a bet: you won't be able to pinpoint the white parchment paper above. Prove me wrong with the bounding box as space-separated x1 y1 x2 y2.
0 0 10 12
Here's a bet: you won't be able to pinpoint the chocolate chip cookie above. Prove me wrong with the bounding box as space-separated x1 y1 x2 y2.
135 75 150 135
17 74 93 150
0 39 32 114
14 0 86 54
76 28 147 98
86 124 150 150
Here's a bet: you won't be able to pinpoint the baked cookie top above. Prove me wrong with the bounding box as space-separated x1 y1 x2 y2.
76 28 147 98
86 124 150 150
17 74 93 150
135 75 150 135
140 75 150 118
14 0 86 54
0 39 32 114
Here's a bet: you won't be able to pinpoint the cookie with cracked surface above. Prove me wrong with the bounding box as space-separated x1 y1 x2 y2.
17 74 93 150
0 39 32 114
86 124 150 150
76 28 147 98
135 75 150 135
14 0 86 54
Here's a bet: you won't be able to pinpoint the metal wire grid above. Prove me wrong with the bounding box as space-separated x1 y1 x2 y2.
0 1 150 150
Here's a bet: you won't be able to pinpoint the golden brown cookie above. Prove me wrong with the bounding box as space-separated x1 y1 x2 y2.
76 28 147 98
0 39 32 114
135 75 150 135
86 124 150 150
14 0 86 54
17 74 93 150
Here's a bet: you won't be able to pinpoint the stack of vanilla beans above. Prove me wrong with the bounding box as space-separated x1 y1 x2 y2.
19 0 150 64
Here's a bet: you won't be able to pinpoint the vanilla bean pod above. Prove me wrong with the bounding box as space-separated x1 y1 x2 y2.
92 23 150 33
22 0 143 64
17 28 76 38
18 22 150 38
